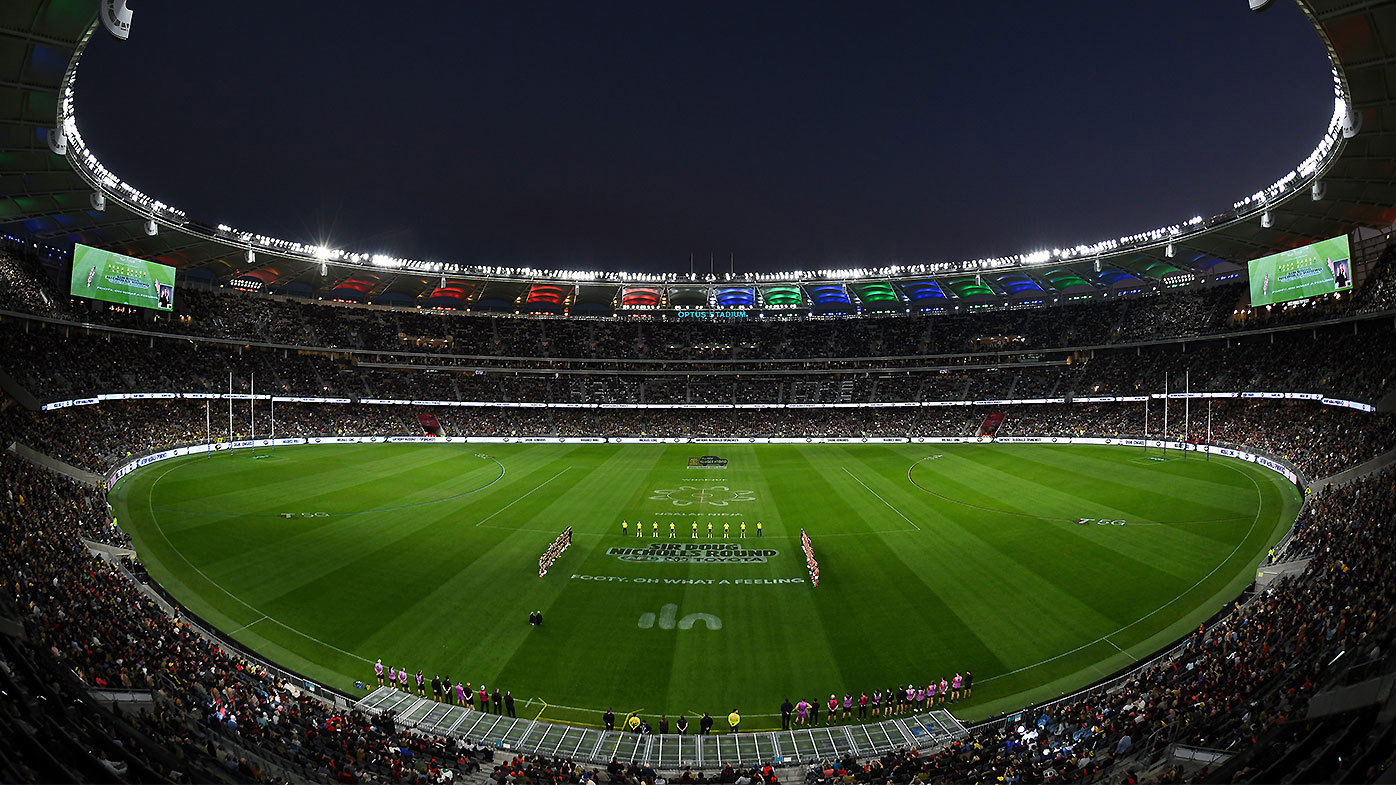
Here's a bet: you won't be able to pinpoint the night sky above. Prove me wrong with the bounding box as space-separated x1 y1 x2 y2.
75 1 1334 273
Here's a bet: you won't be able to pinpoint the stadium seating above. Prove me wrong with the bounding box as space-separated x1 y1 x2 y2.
1 239 1394 783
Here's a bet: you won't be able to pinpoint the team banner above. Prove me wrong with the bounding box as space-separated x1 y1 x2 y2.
70 243 177 311
1247 234 1352 306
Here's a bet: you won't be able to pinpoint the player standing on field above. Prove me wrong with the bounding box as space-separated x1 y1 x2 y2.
621 520 628 536
669 521 677 538
857 692 868 720
707 522 714 538
692 521 699 538
723 522 730 538
375 659 385 686
398 669 408 691
652 521 659 538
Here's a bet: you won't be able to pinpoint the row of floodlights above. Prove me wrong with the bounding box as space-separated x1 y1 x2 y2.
56 52 1348 284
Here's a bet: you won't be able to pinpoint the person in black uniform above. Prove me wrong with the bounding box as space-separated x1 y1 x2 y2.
700 712 714 735
431 675 443 703
504 690 516 718
676 715 688 735
492 687 503 714
780 698 793 730
659 715 669 734
604 708 616 731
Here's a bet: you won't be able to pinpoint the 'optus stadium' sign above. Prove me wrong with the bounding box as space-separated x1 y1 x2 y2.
608 543 777 563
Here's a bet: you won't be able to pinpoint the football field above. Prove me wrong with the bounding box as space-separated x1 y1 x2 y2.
110 442 1300 727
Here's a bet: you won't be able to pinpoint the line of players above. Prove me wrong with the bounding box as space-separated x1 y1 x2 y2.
538 525 572 577
779 674 973 729
621 519 763 538
372 660 521 717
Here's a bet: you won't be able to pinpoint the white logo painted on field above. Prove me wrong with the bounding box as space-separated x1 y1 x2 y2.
637 603 723 630
649 486 755 507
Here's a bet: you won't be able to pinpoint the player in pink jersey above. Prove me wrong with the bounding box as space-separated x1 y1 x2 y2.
841 693 853 720
454 682 466 706
951 673 963 701
478 685 489 712
938 677 949 705
915 685 926 710
398 669 408 690
827 694 838 722
388 666 397 688
375 659 385 686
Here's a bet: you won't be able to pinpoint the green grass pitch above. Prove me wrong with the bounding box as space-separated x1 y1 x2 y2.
110 442 1299 728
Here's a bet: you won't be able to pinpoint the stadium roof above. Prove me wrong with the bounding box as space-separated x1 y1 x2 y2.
1 1 1394 310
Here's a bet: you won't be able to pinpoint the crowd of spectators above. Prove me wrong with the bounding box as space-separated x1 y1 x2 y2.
3 314 1394 407
3 237 1396 783
3 238 1395 375
4 397 1389 484
802 470 1396 784
1 412 1392 783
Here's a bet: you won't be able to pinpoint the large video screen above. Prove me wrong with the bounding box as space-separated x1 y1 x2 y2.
70 243 176 311
1248 234 1352 307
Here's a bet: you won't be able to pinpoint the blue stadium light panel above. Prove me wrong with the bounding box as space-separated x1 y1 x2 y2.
804 283 852 305
897 279 951 304
993 273 1045 296
714 286 756 307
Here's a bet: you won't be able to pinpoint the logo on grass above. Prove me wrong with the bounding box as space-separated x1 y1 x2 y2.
607 543 777 563
638 603 721 630
649 485 754 507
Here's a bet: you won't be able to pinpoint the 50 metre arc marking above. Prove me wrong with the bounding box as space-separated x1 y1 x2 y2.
150 452 507 518
905 454 1254 526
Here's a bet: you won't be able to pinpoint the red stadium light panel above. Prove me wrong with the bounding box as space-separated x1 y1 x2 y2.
525 283 574 306
621 287 663 308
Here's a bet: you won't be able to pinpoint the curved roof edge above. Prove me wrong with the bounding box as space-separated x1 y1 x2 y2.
49 2 1349 285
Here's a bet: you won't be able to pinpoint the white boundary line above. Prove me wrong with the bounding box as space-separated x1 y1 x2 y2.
474 467 572 527
980 461 1270 683
144 461 371 664
842 467 922 531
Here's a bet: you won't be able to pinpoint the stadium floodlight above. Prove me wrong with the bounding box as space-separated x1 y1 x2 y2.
1343 104 1361 139
246 249 256 265
1260 210 1274 229
1311 180 1326 201
144 219 158 236
1249 0 1275 11
100 0 133 39
1165 242 1175 258
46 128 66 156
89 192 105 212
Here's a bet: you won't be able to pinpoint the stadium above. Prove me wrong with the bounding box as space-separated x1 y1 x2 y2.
1 1 1395 783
